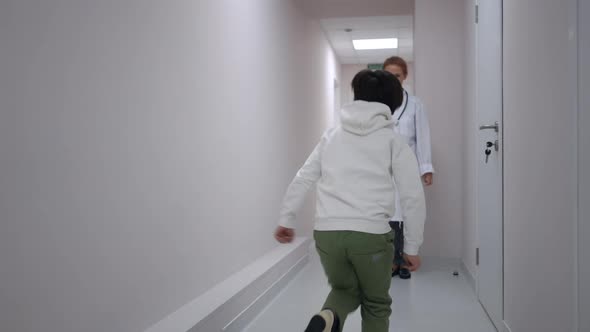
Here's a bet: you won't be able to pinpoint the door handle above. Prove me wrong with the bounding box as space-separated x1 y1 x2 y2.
479 121 499 132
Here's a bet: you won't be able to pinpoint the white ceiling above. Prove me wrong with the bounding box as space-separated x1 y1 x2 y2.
320 15 414 65
295 0 414 18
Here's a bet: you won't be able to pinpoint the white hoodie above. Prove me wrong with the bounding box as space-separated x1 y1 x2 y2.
278 101 426 255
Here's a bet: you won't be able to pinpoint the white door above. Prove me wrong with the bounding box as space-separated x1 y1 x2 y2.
475 0 504 330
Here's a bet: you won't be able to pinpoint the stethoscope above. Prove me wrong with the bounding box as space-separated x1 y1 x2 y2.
395 90 410 121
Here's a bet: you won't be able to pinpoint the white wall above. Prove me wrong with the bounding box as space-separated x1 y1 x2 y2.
414 0 466 259
298 18 342 236
340 64 368 106
0 1 339 331
462 0 477 279
404 62 416 96
579 0 589 329
503 1 578 331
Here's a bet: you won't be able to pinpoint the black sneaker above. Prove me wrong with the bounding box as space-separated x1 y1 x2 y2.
399 267 412 279
305 309 340 332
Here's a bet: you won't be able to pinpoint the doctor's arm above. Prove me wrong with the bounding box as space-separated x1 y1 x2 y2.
415 100 434 185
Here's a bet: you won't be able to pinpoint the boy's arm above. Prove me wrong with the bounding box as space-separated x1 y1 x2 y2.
278 134 327 229
391 135 426 255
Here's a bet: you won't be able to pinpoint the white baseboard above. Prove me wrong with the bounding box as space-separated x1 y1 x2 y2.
144 237 311 332
221 254 308 332
460 259 477 293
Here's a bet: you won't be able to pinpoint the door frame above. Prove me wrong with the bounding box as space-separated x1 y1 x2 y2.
575 0 584 330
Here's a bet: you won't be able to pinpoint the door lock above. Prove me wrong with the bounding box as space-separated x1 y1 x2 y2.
486 140 499 152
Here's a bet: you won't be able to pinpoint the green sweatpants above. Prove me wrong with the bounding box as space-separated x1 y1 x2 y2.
314 230 394 332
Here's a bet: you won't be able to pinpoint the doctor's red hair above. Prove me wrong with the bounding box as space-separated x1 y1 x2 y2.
382 56 408 77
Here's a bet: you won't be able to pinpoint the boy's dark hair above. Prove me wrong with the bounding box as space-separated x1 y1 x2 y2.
351 69 403 114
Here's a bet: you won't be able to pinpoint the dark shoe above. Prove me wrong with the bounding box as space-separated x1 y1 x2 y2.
391 266 400 277
305 309 340 332
399 267 412 279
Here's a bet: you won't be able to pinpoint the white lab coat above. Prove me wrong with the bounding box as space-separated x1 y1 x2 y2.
392 90 434 222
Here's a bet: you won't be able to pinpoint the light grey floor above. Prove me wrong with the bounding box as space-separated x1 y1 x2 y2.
243 246 497 332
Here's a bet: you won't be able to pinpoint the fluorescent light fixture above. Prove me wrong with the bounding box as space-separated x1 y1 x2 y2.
352 38 398 50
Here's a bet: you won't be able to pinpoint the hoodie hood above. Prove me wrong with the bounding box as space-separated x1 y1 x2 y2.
340 101 395 136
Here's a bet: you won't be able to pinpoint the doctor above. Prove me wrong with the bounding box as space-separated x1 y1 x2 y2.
383 56 434 279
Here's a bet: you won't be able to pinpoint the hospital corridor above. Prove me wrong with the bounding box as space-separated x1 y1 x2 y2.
0 1 587 332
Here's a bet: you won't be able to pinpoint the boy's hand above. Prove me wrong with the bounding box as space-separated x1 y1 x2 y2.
422 173 433 186
274 226 295 243
403 254 422 271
